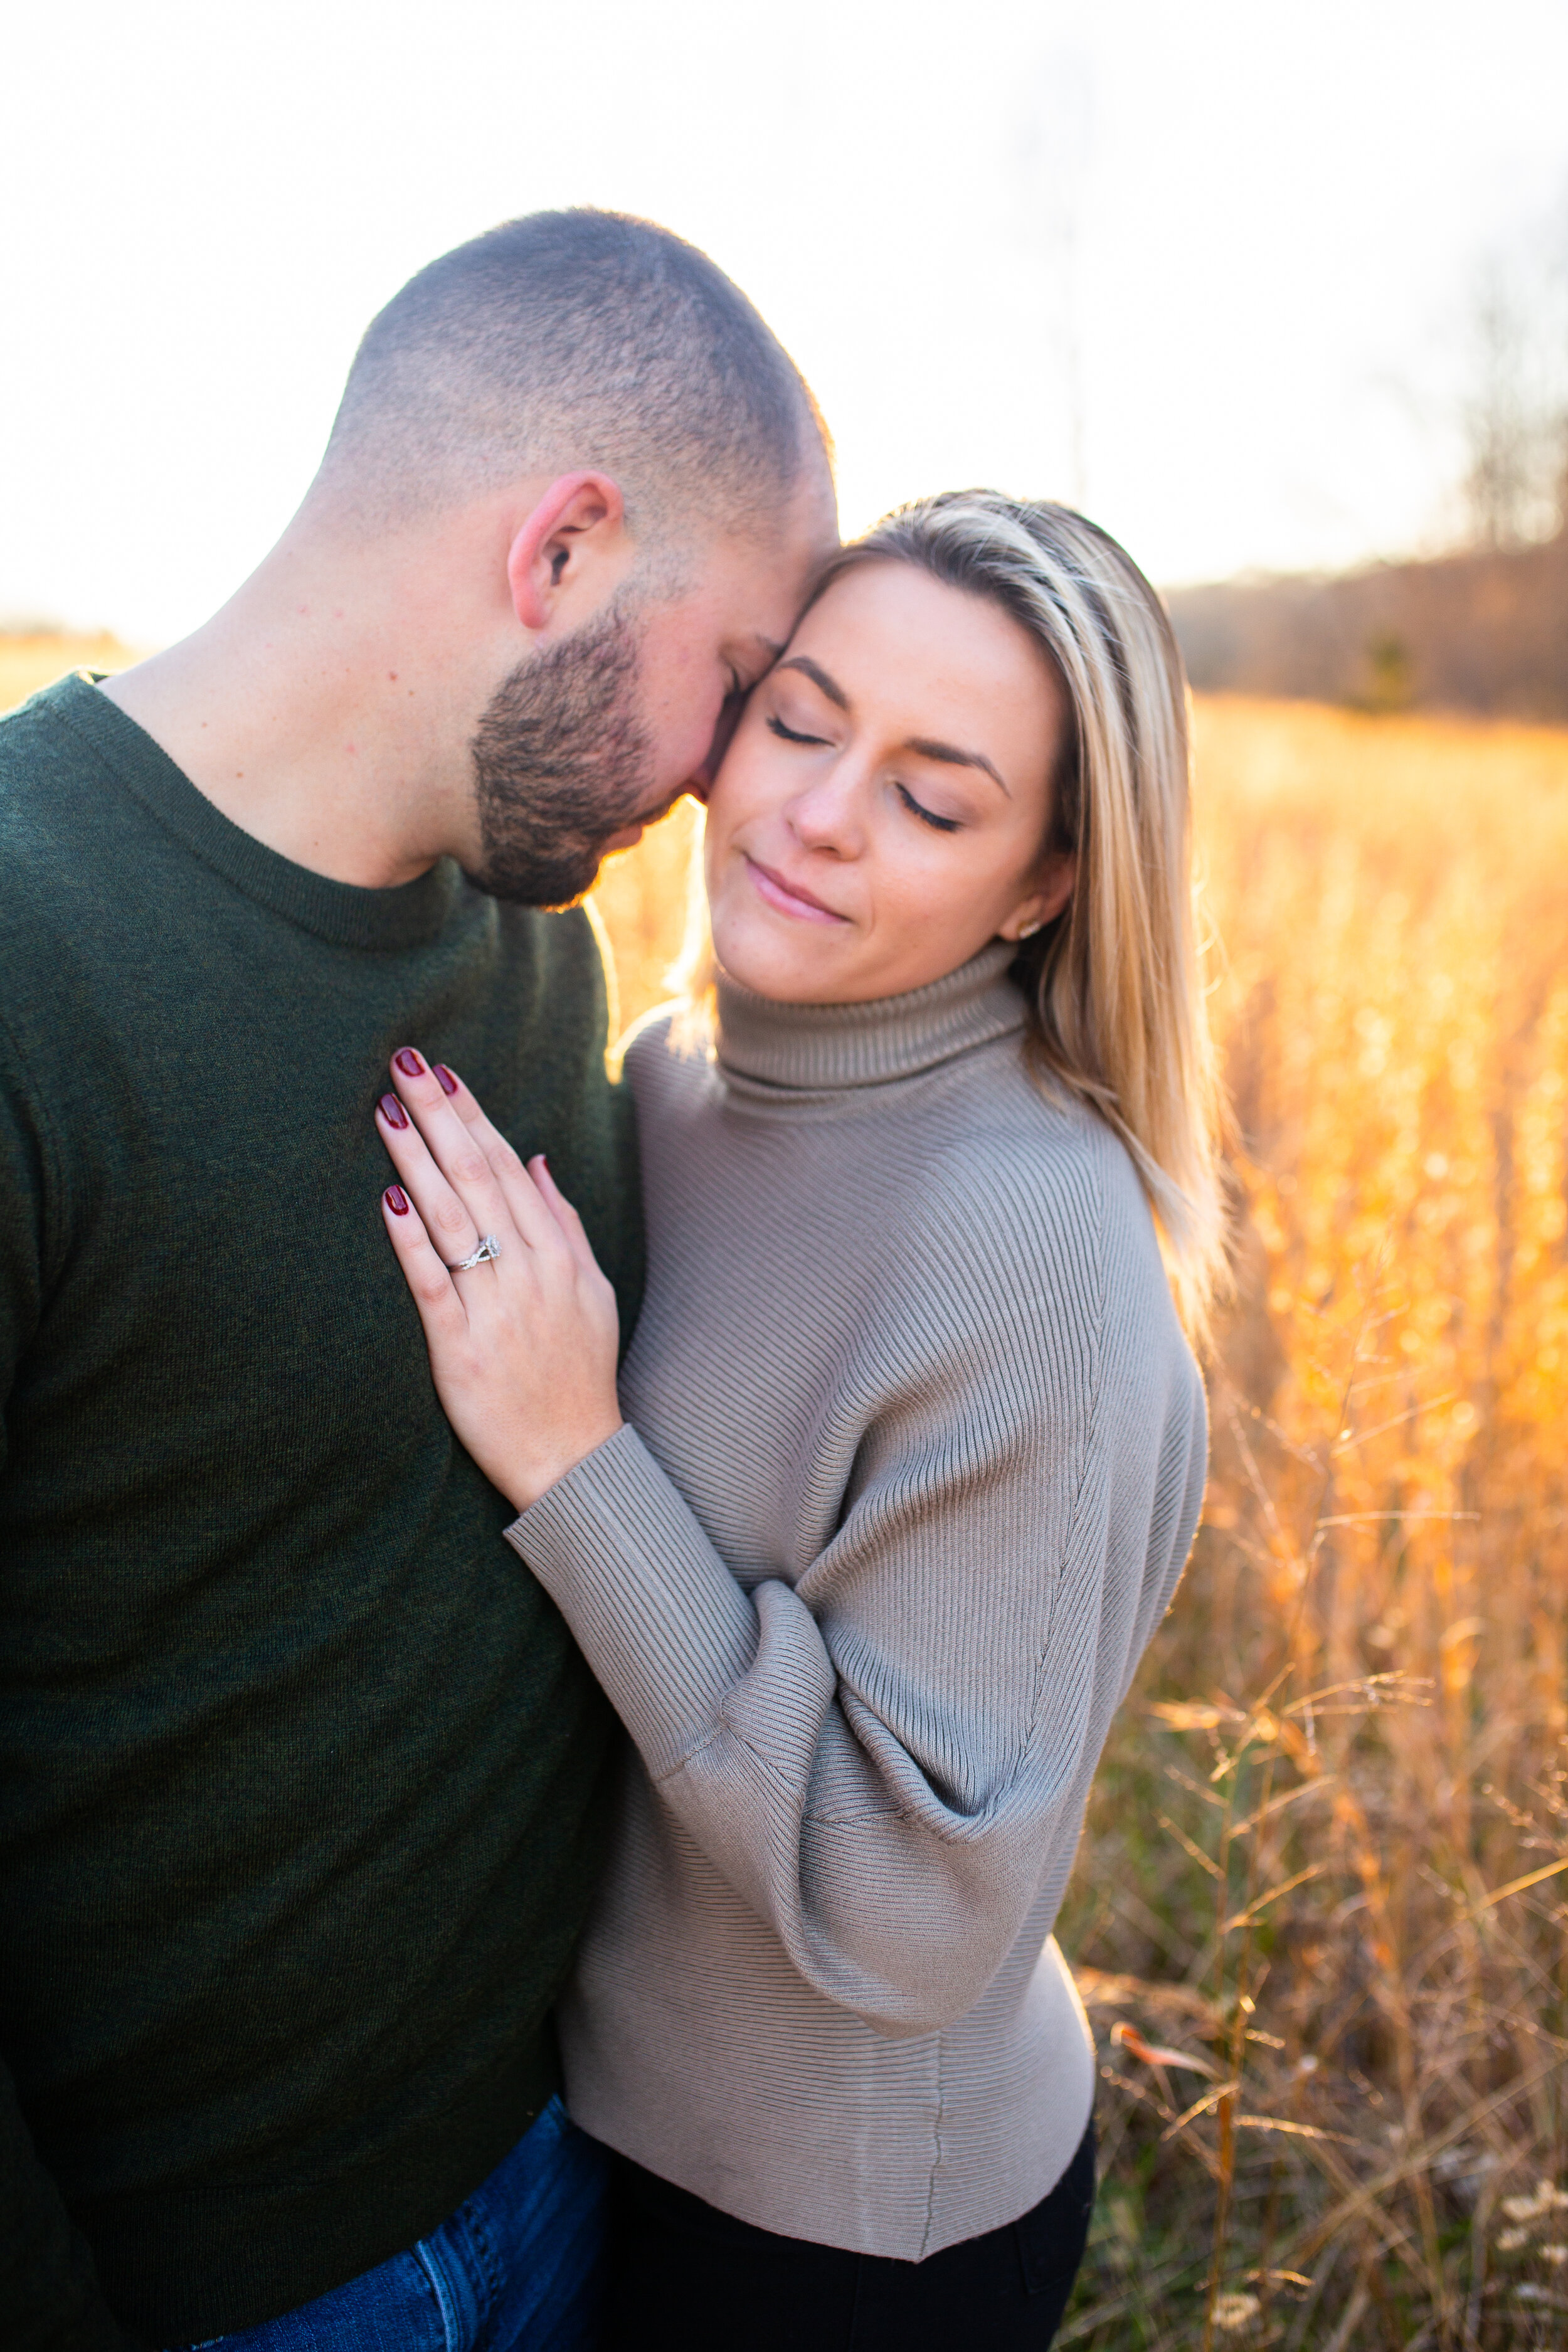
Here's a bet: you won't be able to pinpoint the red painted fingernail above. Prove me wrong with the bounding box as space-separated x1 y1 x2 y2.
385 1185 409 1215
435 1064 458 1095
394 1048 424 1078
379 1093 410 1130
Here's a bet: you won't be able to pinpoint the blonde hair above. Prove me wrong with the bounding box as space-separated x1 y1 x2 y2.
675 490 1231 1340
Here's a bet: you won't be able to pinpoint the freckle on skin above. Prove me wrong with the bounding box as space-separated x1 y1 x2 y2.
388 671 398 682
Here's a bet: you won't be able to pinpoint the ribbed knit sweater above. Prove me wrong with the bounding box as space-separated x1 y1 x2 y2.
509 942 1207 2261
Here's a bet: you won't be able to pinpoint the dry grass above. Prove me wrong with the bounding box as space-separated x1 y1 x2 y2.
1050 698 1568 2351
11 630 1565 2344
593 696 1568 2351
0 630 139 712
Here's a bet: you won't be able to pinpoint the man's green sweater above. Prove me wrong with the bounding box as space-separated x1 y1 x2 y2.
0 675 642 2347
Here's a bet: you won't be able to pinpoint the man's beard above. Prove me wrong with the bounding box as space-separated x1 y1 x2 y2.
468 601 656 906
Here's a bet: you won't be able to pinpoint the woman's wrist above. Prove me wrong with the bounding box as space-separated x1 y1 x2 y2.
501 1413 626 1518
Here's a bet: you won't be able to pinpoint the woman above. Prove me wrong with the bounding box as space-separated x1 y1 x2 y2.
373 493 1226 2349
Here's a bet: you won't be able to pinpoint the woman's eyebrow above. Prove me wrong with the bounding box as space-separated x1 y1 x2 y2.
906 738 1009 795
776 655 849 710
777 657 1009 794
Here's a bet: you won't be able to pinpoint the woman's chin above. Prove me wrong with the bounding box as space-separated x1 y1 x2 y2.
711 916 854 1006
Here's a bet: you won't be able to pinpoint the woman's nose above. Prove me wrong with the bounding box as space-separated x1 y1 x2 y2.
785 766 865 857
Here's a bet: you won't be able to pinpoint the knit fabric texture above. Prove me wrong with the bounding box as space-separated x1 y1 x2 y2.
0 675 642 2348
510 941 1208 2261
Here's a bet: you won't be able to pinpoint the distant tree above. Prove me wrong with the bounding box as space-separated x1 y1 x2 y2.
1463 261 1536 546
1461 235 1568 549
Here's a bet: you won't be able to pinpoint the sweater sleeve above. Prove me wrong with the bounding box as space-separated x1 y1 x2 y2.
0 1030 134 2350
511 1138 1206 2038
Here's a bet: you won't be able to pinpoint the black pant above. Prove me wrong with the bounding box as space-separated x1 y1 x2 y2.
602 2116 1095 2351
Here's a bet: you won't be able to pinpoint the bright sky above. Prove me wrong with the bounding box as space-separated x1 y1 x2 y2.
3 0 1565 644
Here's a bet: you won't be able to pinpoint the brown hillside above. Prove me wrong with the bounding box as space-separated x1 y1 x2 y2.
1167 532 1568 721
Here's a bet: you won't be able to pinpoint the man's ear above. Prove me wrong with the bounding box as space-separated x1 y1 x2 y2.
507 472 628 633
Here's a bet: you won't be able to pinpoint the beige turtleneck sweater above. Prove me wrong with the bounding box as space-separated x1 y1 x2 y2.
509 942 1207 2261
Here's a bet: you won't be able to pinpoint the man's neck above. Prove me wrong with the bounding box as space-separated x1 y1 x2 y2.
100 523 497 890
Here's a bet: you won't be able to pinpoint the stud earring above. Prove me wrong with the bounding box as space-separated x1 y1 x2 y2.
1016 919 1044 940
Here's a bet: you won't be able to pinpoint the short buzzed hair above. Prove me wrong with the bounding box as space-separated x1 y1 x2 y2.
315 208 830 546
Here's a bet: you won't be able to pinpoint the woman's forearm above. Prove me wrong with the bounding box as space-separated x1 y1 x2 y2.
509 1417 1124 2036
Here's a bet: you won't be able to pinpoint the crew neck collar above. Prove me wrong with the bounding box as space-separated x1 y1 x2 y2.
714 940 1026 1099
50 671 469 953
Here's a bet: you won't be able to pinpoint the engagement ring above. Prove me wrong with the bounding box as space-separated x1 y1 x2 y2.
448 1235 501 1271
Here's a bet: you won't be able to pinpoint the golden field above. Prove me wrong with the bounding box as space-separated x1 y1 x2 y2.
606 697 1568 2351
0 631 144 708
1059 700 1568 2351
6 640 1567 2347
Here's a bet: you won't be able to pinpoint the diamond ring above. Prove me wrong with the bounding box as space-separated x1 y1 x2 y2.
448 1234 502 1272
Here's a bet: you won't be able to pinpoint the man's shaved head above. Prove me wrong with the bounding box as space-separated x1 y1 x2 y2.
315 208 831 546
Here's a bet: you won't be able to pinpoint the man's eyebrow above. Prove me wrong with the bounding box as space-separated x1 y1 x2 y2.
906 738 1010 795
776 655 849 710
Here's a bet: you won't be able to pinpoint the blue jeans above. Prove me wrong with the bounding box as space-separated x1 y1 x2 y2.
171 2097 608 2352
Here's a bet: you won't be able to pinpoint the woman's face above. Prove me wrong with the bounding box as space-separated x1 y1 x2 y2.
703 560 1075 1005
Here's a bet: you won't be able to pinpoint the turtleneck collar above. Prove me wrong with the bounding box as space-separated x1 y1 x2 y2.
713 940 1027 1102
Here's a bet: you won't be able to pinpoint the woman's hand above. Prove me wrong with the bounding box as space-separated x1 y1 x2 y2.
373 1050 623 1515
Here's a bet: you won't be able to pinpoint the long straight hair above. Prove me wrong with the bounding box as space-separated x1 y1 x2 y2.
803 493 1229 1337
672 490 1229 1339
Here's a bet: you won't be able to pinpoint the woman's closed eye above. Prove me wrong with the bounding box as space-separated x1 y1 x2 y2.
895 781 961 834
766 713 831 748
765 709 963 833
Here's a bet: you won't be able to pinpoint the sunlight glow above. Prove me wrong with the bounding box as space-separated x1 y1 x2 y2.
2 0 1565 639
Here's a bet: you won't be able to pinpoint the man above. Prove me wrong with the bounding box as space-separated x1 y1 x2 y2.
0 208 835 2349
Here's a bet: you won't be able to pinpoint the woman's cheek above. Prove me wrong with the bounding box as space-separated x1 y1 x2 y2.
715 714 800 827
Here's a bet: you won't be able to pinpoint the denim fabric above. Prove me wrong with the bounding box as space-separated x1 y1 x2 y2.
169 2098 608 2352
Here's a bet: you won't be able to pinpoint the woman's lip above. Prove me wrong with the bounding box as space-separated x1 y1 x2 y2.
743 856 849 924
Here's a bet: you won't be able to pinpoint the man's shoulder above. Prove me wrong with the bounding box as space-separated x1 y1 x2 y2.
0 671 139 864
487 892 572 963
0 674 88 812
0 680 100 945
0 668 100 768
492 899 615 1064
495 893 601 967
